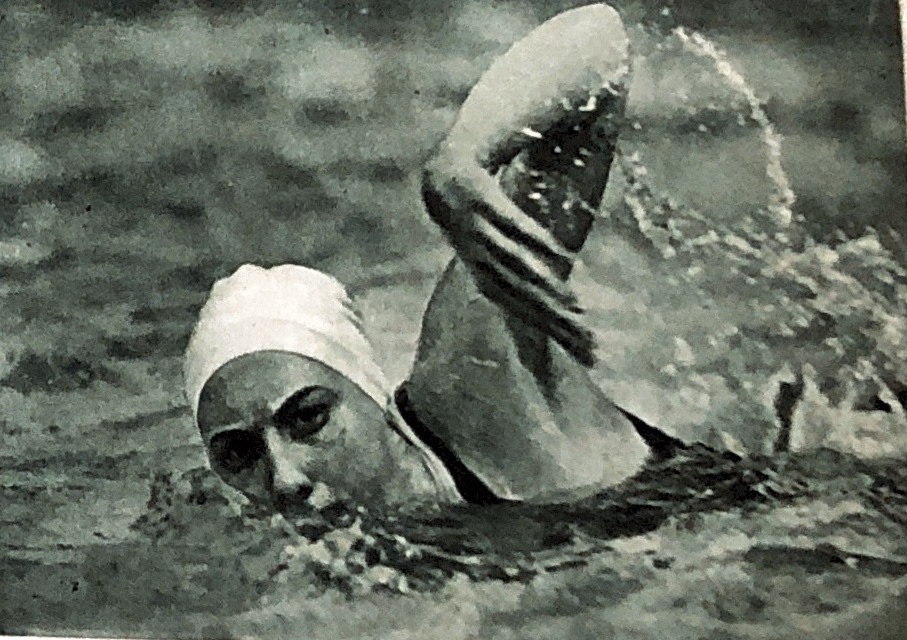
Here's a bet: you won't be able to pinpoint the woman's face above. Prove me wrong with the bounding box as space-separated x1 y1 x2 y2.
196 351 410 516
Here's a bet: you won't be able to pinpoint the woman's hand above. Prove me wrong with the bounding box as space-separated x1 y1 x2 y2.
420 3 631 367
422 149 596 366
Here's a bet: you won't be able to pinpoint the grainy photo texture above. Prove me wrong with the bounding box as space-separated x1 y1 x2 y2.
1 1 906 639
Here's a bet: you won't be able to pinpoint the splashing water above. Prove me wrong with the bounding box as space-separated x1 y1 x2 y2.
609 19 907 456
673 26 796 228
616 22 796 248
126 441 907 602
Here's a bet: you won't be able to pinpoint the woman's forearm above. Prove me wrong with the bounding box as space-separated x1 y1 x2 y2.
444 3 630 173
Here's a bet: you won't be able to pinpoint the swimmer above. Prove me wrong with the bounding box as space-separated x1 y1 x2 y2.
184 4 680 516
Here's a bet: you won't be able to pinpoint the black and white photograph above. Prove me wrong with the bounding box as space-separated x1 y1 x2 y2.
1 0 906 638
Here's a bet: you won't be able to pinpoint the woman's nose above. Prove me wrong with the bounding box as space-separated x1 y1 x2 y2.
264 428 315 512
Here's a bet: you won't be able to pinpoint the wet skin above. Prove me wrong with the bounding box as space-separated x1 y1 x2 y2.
196 351 440 516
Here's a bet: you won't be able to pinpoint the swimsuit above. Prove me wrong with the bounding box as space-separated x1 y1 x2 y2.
391 382 684 505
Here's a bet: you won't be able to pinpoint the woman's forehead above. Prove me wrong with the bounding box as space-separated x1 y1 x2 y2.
196 351 347 435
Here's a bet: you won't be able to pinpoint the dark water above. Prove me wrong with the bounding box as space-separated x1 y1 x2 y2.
1 1 906 638
6 442 906 637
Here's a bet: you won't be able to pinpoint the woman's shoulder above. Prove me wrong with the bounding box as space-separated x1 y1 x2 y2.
390 382 690 506
389 384 508 506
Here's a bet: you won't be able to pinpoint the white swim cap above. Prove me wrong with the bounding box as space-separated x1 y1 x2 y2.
184 264 390 423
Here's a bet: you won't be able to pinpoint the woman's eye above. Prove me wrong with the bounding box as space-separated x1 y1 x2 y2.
300 403 331 428
273 386 339 441
209 430 265 475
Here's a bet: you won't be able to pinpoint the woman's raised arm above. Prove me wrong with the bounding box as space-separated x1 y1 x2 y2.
421 3 631 366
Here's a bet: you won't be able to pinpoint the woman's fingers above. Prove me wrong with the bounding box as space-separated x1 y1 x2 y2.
463 240 579 317
472 268 596 367
472 180 575 271
423 154 574 275
471 215 576 307
422 150 597 366
454 239 595 366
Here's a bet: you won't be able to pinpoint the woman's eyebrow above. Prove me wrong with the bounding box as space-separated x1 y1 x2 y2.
273 386 339 414
202 420 260 444
200 399 274 443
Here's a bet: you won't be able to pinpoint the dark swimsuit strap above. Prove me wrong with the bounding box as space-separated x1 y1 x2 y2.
395 384 686 504
615 406 687 463
394 385 506 505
